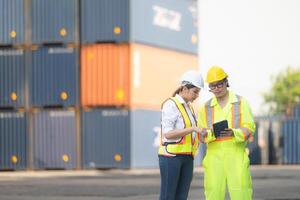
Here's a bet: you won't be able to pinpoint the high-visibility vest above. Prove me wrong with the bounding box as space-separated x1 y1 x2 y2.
202 94 253 142
158 97 199 157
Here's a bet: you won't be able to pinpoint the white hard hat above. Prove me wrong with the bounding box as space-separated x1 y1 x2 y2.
180 70 204 89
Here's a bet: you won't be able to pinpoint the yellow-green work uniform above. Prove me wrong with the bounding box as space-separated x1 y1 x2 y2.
198 91 256 200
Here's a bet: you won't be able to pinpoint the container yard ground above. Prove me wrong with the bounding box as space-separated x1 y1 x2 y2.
0 165 299 200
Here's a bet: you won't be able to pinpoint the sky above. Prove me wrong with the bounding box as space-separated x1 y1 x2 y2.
197 0 300 116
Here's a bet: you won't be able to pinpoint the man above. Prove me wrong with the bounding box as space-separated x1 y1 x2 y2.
198 66 256 200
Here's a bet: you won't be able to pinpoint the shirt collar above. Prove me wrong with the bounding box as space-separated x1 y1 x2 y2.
210 91 238 107
175 94 186 104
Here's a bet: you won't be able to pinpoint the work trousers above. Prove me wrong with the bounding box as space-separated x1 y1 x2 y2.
159 155 193 200
202 141 252 200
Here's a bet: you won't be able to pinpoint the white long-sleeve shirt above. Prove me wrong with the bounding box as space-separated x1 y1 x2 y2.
161 94 197 144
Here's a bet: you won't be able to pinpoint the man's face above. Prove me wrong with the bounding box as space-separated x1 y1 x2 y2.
208 79 227 98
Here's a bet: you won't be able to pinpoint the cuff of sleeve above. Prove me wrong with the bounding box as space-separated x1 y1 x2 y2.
233 128 248 142
204 129 216 143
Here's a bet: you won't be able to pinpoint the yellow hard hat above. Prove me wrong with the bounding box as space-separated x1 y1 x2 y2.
206 66 228 83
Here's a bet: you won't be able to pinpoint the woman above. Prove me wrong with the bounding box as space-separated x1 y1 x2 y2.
158 70 206 200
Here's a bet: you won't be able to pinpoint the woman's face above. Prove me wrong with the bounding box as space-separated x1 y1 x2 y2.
182 87 200 102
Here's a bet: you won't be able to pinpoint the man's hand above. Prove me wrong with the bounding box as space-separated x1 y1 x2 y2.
220 128 233 138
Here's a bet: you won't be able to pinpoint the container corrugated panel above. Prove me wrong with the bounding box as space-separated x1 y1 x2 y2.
81 43 198 109
131 0 198 54
80 0 129 43
33 110 77 169
0 111 27 170
82 108 130 169
31 0 76 44
81 44 130 107
0 48 25 108
130 43 198 109
81 0 197 54
130 109 160 168
30 46 78 107
0 0 24 45
282 119 300 164
294 105 300 118
248 122 261 164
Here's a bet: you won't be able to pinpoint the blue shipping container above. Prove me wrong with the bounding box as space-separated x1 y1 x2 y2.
33 110 77 169
294 105 300 118
81 0 129 44
81 0 198 54
0 48 25 108
0 111 27 170
31 0 77 44
82 108 130 169
30 46 78 107
282 119 300 164
0 0 25 45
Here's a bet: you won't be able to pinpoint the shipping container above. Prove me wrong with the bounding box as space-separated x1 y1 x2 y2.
81 44 130 107
30 46 78 107
131 0 198 54
81 0 198 54
80 0 129 44
282 119 300 164
248 122 261 164
0 111 27 170
31 0 77 44
256 119 270 164
0 0 24 45
81 108 130 169
32 109 77 169
81 43 198 109
294 105 300 118
0 48 25 108
254 116 284 165
130 109 160 168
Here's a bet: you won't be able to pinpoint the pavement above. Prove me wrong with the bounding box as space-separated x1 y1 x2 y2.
0 165 299 200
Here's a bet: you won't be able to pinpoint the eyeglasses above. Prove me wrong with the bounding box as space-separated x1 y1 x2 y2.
209 80 227 90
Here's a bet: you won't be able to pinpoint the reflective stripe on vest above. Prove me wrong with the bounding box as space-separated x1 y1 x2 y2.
205 95 241 141
158 97 199 157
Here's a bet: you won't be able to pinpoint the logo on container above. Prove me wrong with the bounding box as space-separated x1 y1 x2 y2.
152 5 182 31
153 126 161 148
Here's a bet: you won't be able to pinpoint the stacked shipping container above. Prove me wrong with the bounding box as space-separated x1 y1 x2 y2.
0 0 199 170
0 0 27 170
0 0 79 170
28 0 79 169
80 0 198 168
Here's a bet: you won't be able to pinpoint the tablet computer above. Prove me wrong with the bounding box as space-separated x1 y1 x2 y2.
213 120 229 138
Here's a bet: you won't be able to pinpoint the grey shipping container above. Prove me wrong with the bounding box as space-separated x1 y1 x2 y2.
282 119 300 164
81 108 130 169
31 0 77 44
30 46 78 107
0 48 25 108
81 0 198 54
0 111 27 170
0 0 25 45
130 109 160 168
33 109 77 169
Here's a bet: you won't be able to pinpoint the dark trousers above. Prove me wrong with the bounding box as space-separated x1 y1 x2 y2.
159 155 194 200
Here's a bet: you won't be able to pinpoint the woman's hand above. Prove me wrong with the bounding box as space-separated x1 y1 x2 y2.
193 127 208 136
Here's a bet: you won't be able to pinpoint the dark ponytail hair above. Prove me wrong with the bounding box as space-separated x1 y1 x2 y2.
172 83 196 97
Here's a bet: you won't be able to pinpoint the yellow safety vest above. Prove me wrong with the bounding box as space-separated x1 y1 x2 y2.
198 92 255 144
158 97 199 157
